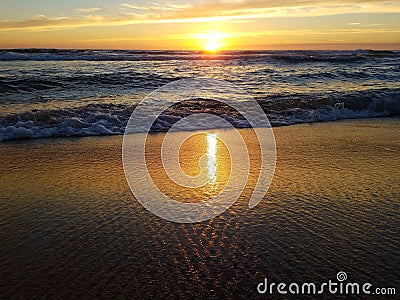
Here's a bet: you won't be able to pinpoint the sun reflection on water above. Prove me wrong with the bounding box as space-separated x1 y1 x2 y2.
206 133 217 181
144 131 233 202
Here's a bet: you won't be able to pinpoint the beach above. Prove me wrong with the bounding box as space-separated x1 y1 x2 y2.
1 0 400 298
1 117 399 298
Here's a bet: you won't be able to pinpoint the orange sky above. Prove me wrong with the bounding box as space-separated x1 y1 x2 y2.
0 0 399 49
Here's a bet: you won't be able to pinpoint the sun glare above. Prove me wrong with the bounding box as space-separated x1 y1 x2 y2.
206 133 217 180
203 32 225 52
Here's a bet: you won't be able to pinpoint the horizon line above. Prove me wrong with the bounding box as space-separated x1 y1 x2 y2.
1 45 399 51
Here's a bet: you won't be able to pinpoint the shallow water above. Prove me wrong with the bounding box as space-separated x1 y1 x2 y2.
0 118 399 298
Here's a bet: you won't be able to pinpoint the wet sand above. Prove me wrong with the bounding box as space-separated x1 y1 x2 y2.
1 117 399 298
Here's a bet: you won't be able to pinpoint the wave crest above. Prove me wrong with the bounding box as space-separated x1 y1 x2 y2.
1 90 399 141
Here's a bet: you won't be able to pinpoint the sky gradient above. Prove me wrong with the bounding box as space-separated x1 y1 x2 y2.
0 0 399 49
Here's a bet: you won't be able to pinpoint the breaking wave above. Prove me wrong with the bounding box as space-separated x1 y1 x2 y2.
1 89 399 141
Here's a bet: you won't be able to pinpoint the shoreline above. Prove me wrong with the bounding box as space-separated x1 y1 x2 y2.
1 116 399 298
1 115 399 143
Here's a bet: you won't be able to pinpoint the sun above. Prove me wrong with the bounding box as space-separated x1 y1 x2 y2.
203 32 225 52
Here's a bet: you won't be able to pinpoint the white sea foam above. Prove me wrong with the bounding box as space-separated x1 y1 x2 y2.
0 94 399 141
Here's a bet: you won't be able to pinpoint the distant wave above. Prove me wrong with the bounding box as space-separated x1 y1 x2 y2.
1 89 399 141
271 54 366 63
0 49 251 61
271 50 398 63
0 73 178 96
0 49 398 62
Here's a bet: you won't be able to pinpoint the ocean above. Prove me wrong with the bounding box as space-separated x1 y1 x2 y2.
0 49 399 141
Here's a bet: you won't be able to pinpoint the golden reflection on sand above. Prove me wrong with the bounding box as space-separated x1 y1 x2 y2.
146 131 233 203
140 128 265 208
206 133 217 182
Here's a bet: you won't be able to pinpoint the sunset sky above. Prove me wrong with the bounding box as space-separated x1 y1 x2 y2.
0 0 399 49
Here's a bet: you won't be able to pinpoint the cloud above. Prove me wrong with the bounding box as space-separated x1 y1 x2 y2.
121 3 187 11
120 4 149 10
0 0 399 31
168 28 400 40
76 7 102 13
120 0 399 18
